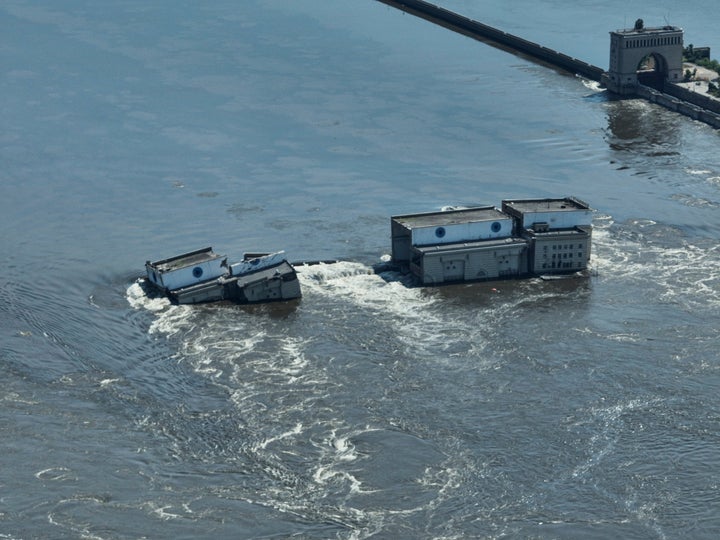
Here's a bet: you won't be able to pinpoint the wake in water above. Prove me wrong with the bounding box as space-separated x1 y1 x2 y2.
122 215 720 538
124 262 512 538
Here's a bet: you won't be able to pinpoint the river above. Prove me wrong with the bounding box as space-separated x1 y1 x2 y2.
1 1 719 538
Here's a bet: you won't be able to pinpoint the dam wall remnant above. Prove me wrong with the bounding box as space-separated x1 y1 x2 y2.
662 82 720 115
376 0 605 81
638 85 720 128
376 0 720 129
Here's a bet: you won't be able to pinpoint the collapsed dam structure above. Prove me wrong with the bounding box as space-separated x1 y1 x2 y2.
377 0 720 129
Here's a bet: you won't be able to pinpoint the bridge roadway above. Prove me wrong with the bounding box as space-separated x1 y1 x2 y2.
376 0 606 82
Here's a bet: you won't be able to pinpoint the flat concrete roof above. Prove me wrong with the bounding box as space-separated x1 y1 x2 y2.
232 261 296 288
392 206 509 229
502 197 590 214
413 236 527 254
524 228 591 238
614 25 682 36
149 247 224 272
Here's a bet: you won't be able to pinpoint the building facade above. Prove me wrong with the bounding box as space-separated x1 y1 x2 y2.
501 197 593 275
391 197 593 285
603 19 684 95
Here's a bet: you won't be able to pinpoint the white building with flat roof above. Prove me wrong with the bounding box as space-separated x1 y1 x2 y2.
501 197 593 230
502 197 593 275
391 197 594 284
391 206 521 284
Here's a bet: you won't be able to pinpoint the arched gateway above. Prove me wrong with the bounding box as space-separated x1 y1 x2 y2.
602 19 684 95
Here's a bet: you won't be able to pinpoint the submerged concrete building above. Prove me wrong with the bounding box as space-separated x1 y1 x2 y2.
391 197 592 285
501 197 593 275
144 248 301 304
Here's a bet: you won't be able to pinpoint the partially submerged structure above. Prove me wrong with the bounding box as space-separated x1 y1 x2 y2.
144 247 301 304
391 197 592 285
139 197 592 305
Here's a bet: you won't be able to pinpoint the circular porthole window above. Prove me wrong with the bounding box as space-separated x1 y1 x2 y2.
491 221 502 233
435 227 446 238
192 266 204 279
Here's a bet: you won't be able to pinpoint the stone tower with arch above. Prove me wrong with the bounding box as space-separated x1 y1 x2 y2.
602 19 684 95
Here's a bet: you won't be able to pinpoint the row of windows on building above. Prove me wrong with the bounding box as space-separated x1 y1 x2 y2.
543 243 585 251
624 35 681 48
541 243 585 262
541 261 584 270
548 252 584 260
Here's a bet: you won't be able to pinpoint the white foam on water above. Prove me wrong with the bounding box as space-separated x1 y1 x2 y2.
125 250 713 538
35 467 76 482
126 281 198 338
1 391 39 406
298 261 491 358
591 217 720 312
580 78 603 92
144 502 183 521
309 426 380 498
48 500 107 540
126 281 169 312
126 260 494 371
568 397 670 539
277 337 310 381
258 422 304 451
570 397 664 480
147 305 195 337
298 262 434 311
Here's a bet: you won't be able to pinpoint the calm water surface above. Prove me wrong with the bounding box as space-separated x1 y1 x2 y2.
1 1 719 538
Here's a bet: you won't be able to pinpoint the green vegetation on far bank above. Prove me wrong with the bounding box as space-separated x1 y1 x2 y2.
683 45 720 97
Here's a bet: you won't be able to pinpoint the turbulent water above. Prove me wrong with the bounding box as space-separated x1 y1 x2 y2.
2 1 720 538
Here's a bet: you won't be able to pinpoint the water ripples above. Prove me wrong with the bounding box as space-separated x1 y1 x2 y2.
119 212 720 538
592 216 720 313
124 265 518 537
